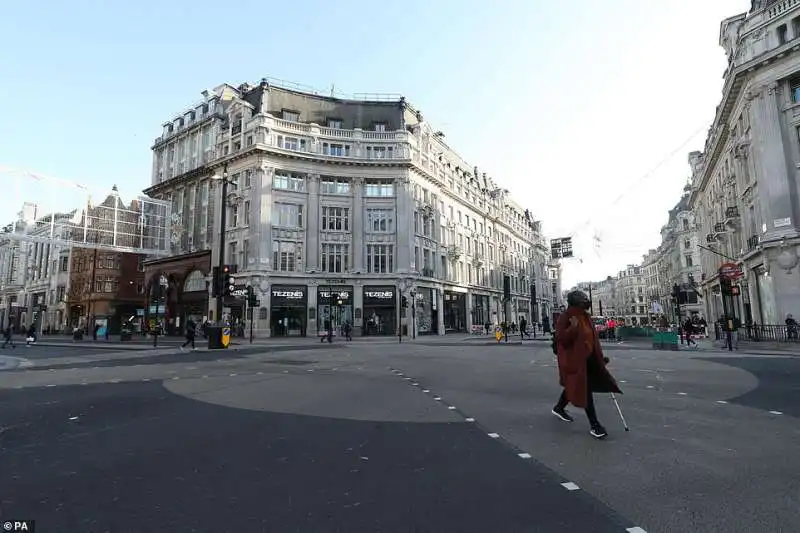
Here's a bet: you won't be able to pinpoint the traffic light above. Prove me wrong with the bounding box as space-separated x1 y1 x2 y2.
211 266 220 297
222 265 236 296
401 296 408 308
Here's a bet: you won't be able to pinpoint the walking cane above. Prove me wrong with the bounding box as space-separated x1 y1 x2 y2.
610 393 629 431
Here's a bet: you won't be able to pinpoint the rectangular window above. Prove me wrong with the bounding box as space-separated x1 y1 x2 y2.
366 244 394 273
231 204 239 227
320 178 350 195
60 256 69 272
277 136 307 151
273 172 305 191
244 201 251 226
364 180 394 197
366 208 394 232
778 24 788 45
243 239 250 267
374 123 387 132
322 143 350 157
327 119 342 129
321 206 350 231
272 240 303 272
684 239 690 249
228 242 237 268
282 110 300 122
244 169 252 188
685 255 694 267
365 146 394 159
272 202 304 228
791 78 800 103
320 243 349 273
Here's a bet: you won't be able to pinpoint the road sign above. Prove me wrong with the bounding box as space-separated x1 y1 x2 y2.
222 326 231 347
719 262 743 280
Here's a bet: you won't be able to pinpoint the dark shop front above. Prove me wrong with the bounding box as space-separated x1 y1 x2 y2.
317 285 353 334
270 285 307 337
362 286 396 336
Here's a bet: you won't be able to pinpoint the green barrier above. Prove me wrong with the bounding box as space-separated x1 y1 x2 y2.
652 330 679 350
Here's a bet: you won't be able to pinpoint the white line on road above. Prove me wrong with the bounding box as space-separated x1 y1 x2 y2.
448 406 456 410
518 453 531 459
46 384 57 388
465 418 475 422
434 397 442 401
411 382 419 386
769 410 783 415
488 433 500 439
716 400 728 404
422 390 430 393
561 482 580 491
646 385 655 389
627 527 648 533
229 373 237 377
677 392 687 396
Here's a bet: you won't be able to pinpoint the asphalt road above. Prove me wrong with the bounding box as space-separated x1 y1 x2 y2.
1 340 798 532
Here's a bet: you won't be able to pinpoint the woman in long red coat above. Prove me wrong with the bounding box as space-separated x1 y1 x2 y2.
553 290 622 439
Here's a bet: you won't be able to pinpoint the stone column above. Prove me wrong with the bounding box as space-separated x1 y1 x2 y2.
396 176 412 273
256 166 274 271
437 288 445 335
306 174 320 271
749 83 799 239
353 178 364 272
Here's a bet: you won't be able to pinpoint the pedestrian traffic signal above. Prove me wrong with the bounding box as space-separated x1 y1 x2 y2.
401 296 408 308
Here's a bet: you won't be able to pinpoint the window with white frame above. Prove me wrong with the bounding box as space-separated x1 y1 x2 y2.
277 136 306 151
322 143 350 157
272 203 304 228
244 169 252 188
366 146 393 159
366 244 394 273
273 240 303 271
321 243 349 273
320 178 350 195
243 239 250 266
273 172 305 192
230 204 238 227
321 206 350 231
374 123 387 132
244 201 251 226
282 110 300 122
327 119 342 129
364 180 394 197
366 209 394 232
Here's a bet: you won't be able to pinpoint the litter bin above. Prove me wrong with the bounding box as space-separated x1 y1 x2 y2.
207 326 226 349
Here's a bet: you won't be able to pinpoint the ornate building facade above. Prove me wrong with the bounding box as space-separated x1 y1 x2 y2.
146 79 556 337
689 0 800 325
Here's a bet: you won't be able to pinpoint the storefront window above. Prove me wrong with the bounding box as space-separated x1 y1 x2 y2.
443 291 466 332
363 286 396 335
270 285 308 337
415 287 437 334
317 285 353 335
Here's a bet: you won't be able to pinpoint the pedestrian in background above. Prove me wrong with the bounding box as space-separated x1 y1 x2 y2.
2 324 15 349
181 318 196 351
552 290 622 439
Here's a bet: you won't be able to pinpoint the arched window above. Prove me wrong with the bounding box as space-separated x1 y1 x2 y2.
183 270 206 293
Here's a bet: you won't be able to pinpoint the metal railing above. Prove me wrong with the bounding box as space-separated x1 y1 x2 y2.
714 323 800 342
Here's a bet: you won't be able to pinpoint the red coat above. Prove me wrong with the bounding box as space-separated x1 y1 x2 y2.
555 306 622 408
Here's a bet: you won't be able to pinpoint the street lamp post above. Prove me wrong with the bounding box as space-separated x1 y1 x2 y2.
213 164 230 325
153 274 168 347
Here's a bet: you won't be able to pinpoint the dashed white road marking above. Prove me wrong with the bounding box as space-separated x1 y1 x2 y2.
677 392 687 396
229 373 237 377
46 384 57 388
422 389 430 393
646 385 655 389
257 371 264 375
434 397 442 401
202 375 208 379
411 382 419 386
716 400 728 404
447 406 456 410
488 433 500 439
561 482 580 491
769 410 783 415
142 378 151 382
627 527 648 533
620 380 628 383
404 377 412 381
518 453 531 459
172 377 180 380
465 418 475 422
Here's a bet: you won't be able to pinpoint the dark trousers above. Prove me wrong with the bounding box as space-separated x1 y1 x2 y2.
556 386 599 427
182 335 195 349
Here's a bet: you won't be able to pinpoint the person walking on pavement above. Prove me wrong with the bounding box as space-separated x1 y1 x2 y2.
520 317 528 339
2 324 15 349
342 320 352 341
180 318 197 351
552 289 622 439
25 323 37 346
683 318 697 347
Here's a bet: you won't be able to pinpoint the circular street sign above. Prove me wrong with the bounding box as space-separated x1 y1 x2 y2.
719 262 743 280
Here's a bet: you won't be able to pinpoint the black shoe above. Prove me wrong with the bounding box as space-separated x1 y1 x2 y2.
590 425 608 439
552 406 574 422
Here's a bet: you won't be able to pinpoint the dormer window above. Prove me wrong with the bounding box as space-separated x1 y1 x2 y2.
178 118 184 127
778 24 788 45
374 123 387 132
327 119 342 129
282 110 300 122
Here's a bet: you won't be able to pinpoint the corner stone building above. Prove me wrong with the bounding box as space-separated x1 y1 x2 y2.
145 80 554 337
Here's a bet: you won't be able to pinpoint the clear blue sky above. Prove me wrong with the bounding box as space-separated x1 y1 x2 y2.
0 0 750 286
